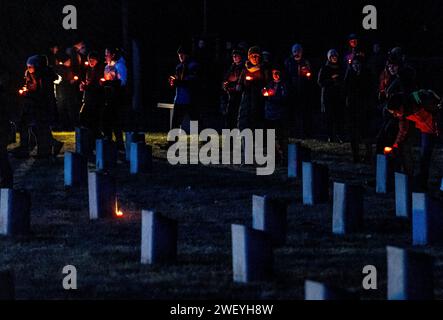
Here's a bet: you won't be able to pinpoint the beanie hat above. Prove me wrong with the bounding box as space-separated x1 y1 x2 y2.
177 45 190 55
232 49 243 56
88 51 99 61
248 46 261 56
348 33 358 41
292 43 303 54
327 49 339 60
26 55 41 67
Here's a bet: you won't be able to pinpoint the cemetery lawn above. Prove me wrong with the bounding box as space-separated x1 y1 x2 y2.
2 132 443 300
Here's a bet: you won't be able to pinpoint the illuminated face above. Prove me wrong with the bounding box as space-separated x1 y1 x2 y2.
88 58 98 68
51 46 59 55
178 53 188 63
388 63 399 76
249 53 261 66
27 65 35 74
349 39 358 48
233 54 242 65
293 50 303 61
329 55 338 64
272 70 281 82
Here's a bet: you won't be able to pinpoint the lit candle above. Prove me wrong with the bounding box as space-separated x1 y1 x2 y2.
384 147 393 155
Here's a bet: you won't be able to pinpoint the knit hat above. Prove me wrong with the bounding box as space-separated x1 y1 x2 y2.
348 33 359 41
177 45 191 55
248 46 261 56
292 43 303 54
88 51 100 61
327 49 339 60
26 55 41 67
232 49 243 56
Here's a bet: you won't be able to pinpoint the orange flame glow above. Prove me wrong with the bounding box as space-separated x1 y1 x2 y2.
84 61 89 66
115 200 124 218
246 75 253 81
384 147 393 155
73 76 79 81
306 72 312 78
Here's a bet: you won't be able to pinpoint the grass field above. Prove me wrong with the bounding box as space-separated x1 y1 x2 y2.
2 132 443 300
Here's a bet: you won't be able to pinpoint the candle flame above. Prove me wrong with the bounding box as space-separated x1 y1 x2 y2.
115 200 124 218
246 76 253 81
73 76 79 81
84 61 89 66
384 147 393 155
306 72 312 78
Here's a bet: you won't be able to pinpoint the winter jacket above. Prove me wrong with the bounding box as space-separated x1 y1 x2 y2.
237 61 270 130
83 64 105 105
393 90 440 146
223 62 244 94
284 57 312 95
173 58 200 106
264 81 289 121
318 61 342 112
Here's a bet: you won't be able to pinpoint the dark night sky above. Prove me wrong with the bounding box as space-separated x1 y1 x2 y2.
1 0 443 106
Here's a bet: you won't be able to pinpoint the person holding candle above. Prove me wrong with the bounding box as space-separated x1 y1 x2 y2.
221 49 244 129
318 49 344 143
386 91 441 191
237 46 270 131
344 56 374 163
284 43 314 139
102 47 128 150
263 65 289 163
80 51 105 144
169 45 201 133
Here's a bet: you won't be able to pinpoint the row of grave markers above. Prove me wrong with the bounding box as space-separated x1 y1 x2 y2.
1 139 443 299
65 128 153 188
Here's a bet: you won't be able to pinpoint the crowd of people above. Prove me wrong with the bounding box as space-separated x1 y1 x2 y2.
0 34 441 191
13 40 128 160
170 34 441 190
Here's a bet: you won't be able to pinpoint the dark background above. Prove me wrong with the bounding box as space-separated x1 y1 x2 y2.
1 0 443 128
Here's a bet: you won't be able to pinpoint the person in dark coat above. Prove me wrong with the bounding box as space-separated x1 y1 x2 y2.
376 48 417 176
169 45 201 132
54 53 81 130
79 51 104 142
103 47 128 149
284 44 314 138
387 91 441 190
344 56 374 163
17 55 54 159
376 48 417 152
237 46 269 131
318 49 344 143
263 65 289 163
344 34 365 67
221 49 244 129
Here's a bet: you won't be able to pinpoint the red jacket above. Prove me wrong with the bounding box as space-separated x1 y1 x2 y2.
394 106 439 146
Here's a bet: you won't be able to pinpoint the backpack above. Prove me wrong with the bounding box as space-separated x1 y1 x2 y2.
411 89 442 114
